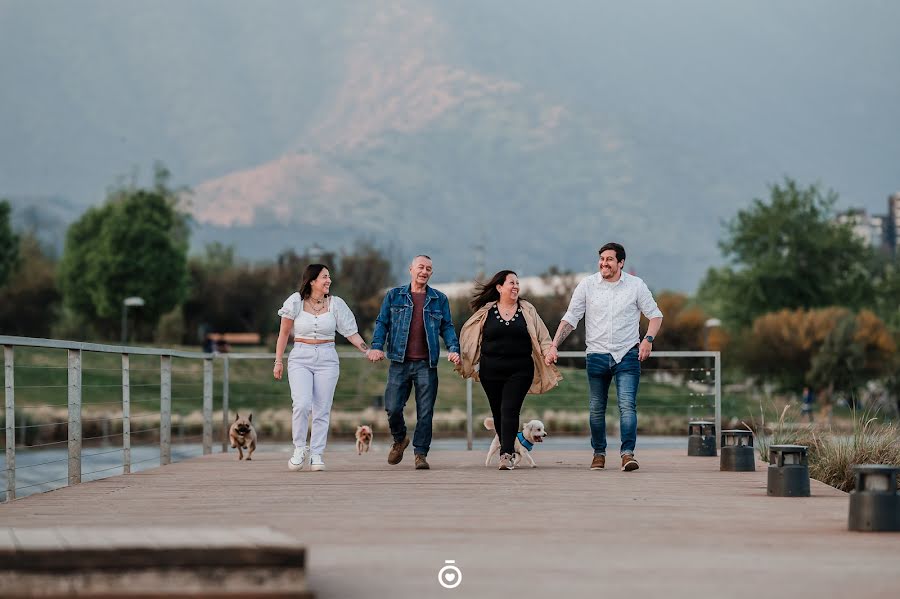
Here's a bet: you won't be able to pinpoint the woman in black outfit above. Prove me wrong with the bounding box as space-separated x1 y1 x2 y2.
456 270 561 469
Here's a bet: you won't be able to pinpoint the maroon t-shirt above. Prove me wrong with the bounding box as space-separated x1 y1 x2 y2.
404 292 428 361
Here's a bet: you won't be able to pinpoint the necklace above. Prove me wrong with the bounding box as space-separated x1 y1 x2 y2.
307 296 327 314
494 303 521 325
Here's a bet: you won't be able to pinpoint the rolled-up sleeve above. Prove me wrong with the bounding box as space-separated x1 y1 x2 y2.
277 293 301 320
561 278 588 328
638 281 663 320
332 297 359 338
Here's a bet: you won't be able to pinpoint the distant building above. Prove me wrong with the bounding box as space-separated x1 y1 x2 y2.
836 208 884 249
836 194 900 255
889 192 900 255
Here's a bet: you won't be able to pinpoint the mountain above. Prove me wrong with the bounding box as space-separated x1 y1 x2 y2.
2 0 899 290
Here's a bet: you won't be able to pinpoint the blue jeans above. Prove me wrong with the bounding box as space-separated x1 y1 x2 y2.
384 360 439 456
587 346 641 456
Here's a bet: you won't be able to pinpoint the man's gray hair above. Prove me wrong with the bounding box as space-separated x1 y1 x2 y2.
412 254 432 263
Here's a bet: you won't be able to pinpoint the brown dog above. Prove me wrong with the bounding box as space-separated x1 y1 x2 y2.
229 413 257 461
355 425 373 455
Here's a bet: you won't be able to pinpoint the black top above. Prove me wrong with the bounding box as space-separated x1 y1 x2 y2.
481 304 532 359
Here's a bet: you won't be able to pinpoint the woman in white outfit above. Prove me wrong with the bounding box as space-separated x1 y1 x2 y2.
273 264 369 471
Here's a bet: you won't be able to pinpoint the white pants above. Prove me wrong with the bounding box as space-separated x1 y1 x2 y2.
287 342 340 454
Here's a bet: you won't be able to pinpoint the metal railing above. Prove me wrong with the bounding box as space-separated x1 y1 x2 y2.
2 335 721 501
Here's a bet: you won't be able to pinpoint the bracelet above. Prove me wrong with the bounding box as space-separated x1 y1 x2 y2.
274 360 283 366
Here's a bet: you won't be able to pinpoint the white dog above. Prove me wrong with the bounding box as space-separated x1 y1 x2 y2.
484 417 547 468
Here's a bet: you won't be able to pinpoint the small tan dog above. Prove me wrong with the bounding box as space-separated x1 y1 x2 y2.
355 425 373 455
484 417 547 468
229 412 257 461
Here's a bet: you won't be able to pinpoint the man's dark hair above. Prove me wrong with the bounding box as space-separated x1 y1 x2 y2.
599 242 626 263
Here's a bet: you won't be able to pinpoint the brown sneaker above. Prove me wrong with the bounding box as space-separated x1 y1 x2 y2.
621 454 639 471
590 455 605 470
388 436 410 465
498 453 514 470
414 454 430 470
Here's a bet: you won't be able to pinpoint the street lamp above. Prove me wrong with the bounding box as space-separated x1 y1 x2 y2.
122 296 145 345
704 318 722 350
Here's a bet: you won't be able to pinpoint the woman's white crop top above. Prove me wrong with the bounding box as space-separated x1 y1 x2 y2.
277 293 358 340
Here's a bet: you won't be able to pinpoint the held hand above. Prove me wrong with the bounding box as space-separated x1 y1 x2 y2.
447 352 461 366
544 346 558 366
367 349 385 363
638 339 652 362
273 362 284 380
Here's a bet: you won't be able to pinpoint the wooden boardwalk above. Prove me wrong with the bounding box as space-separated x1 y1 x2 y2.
2 447 899 598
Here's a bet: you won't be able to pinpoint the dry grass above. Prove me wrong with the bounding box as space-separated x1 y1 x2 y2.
747 402 900 492
806 413 900 491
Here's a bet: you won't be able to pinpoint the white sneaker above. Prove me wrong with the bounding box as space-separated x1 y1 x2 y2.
288 446 308 471
310 454 326 471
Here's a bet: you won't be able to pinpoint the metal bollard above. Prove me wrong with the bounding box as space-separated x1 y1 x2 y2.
848 465 900 532
720 429 756 471
767 445 810 496
688 421 717 456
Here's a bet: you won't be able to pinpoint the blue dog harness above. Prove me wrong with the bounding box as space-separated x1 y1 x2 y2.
517 432 534 452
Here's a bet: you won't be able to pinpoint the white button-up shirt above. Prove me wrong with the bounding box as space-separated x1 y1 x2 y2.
561 271 663 363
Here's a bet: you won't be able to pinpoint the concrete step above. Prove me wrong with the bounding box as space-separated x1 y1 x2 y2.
0 526 311 598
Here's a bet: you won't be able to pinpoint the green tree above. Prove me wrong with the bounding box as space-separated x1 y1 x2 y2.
0 199 20 287
0 233 60 336
58 166 190 340
808 314 865 406
697 178 875 328
335 240 394 334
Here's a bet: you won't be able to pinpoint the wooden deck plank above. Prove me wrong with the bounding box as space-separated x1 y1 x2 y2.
1 448 898 599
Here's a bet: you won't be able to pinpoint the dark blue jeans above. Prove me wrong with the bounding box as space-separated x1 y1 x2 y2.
384 360 439 456
587 346 641 456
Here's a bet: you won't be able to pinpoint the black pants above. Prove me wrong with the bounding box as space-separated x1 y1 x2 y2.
480 357 534 455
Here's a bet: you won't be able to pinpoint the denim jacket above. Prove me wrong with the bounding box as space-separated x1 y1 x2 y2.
371 284 460 368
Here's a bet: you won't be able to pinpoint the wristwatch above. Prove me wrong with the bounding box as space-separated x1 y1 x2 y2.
643 335 654 344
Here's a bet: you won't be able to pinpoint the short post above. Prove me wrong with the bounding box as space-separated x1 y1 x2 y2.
767 444 810 497
122 354 131 474
848 465 900 532
160 355 172 466
720 429 755 471
5 345 15 502
68 349 82 485
466 378 473 451
714 352 722 450
221 356 230 453
687 420 717 456
202 358 213 455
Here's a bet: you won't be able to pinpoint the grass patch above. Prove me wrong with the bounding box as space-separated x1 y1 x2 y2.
748 402 900 492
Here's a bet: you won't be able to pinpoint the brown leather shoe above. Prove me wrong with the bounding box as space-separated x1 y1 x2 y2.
590 455 605 470
414 454 430 470
388 436 410 465
622 454 639 471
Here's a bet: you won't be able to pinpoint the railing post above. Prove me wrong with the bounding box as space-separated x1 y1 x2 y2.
160 355 172 465
714 351 722 451
68 349 82 486
221 356 230 453
5 345 15 502
122 354 131 474
203 358 213 455
466 378 473 451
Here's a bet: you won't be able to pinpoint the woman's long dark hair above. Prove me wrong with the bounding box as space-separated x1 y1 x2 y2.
298 264 331 299
470 270 517 311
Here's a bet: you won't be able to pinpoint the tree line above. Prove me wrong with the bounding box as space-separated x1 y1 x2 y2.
1 170 898 407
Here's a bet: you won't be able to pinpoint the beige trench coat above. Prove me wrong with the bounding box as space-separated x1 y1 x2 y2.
455 299 562 394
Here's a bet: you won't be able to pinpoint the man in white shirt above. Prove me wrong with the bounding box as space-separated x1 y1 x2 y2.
545 243 663 471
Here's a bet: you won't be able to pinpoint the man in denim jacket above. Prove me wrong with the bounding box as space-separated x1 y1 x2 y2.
368 255 461 470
